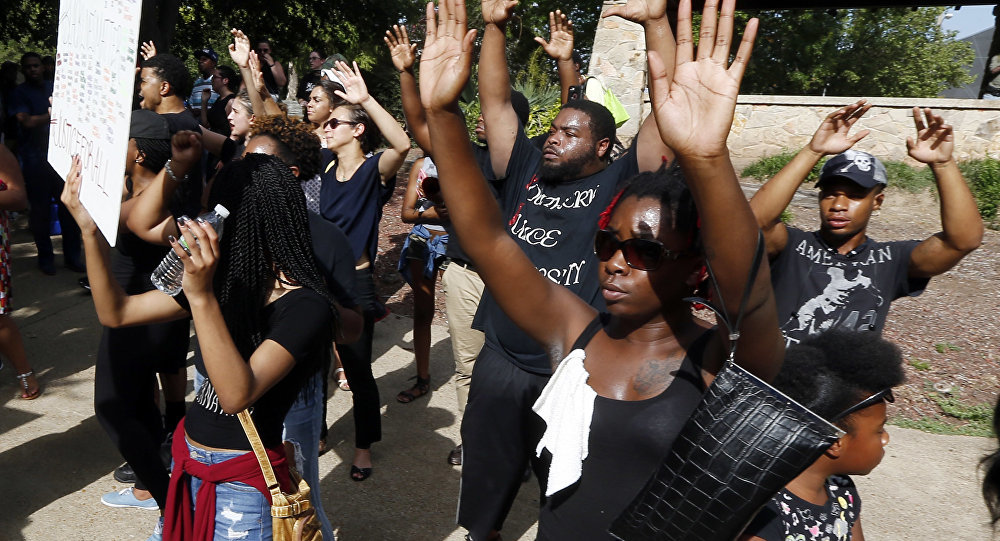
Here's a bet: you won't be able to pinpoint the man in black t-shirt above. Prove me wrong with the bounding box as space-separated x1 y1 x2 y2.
457 3 678 539
750 101 983 347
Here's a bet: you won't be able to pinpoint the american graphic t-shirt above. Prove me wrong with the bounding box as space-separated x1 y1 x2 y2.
771 227 929 347
474 128 638 374
743 475 861 541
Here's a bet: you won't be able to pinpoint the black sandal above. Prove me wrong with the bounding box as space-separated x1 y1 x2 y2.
396 375 430 404
350 464 373 482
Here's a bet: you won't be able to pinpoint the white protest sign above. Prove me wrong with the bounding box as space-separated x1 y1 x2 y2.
48 0 143 247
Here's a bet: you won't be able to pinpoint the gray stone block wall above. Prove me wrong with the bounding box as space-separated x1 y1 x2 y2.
729 96 1000 170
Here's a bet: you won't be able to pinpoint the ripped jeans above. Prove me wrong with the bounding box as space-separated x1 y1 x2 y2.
186 440 271 541
282 374 334 539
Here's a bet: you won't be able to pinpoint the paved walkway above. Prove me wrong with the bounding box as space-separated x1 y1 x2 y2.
0 229 994 540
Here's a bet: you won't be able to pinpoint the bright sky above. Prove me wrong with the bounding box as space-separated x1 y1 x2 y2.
941 5 995 39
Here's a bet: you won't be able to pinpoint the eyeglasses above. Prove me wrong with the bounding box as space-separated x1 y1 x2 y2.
593 229 684 271
831 388 894 422
308 55 322 61
326 118 359 129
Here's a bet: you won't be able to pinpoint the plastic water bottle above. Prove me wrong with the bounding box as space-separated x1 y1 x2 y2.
150 204 230 296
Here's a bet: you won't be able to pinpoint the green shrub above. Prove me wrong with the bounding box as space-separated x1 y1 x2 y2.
742 151 794 181
882 160 935 194
514 48 561 140
460 48 562 141
959 158 1000 225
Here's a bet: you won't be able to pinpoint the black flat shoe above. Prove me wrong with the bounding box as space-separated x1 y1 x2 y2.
114 462 137 484
350 464 372 482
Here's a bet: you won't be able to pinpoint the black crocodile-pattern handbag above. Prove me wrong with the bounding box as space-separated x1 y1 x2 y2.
609 233 843 541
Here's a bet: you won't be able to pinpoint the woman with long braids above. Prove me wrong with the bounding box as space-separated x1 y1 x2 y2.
62 134 338 541
319 59 411 482
419 0 782 537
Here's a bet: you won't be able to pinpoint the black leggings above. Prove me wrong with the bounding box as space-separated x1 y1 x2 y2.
334 268 382 449
94 320 189 509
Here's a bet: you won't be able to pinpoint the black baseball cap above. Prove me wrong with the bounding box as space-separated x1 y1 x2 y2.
818 150 888 190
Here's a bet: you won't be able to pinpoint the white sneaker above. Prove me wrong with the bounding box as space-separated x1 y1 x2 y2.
146 516 164 541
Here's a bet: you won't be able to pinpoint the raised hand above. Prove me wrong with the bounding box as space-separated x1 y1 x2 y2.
385 25 417 72
170 131 203 173
534 11 574 61
332 60 371 104
420 0 478 111
481 0 518 25
602 0 667 24
59 156 97 234
247 50 268 97
649 0 757 159
906 107 954 165
140 41 157 61
228 28 251 69
808 100 871 155
173 215 220 299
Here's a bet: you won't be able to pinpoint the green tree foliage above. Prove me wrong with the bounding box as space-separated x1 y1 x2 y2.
0 0 57 63
738 7 975 98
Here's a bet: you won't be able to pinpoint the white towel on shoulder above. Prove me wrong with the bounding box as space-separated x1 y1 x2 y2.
532 349 597 497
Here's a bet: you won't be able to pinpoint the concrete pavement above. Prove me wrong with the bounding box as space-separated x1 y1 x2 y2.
0 227 994 540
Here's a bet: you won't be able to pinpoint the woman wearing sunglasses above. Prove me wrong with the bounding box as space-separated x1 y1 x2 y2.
318 59 411 482
417 0 783 537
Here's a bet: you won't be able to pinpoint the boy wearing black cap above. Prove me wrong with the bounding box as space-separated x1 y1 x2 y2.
750 101 983 347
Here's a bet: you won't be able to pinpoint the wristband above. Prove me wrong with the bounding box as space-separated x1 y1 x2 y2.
164 159 189 184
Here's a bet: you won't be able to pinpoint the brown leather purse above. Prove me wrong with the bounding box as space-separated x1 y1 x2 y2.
237 410 323 541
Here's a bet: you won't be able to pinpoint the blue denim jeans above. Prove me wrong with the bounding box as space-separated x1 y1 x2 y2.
186 440 271 541
282 374 334 540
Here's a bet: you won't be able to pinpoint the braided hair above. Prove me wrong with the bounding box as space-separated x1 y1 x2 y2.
133 137 171 173
207 153 338 359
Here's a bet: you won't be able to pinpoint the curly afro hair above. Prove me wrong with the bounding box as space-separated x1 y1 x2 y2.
249 115 322 179
773 330 905 431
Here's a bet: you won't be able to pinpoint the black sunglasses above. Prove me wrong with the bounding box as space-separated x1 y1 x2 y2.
593 229 684 271
326 118 359 129
832 388 894 422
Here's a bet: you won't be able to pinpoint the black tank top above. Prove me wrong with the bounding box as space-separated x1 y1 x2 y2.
536 315 711 540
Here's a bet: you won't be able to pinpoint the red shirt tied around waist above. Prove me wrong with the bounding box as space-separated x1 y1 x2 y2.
164 419 293 541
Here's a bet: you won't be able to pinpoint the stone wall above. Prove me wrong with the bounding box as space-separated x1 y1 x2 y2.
730 95 1000 170
588 1 649 139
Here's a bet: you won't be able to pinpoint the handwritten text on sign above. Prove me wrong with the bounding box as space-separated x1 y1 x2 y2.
48 0 142 246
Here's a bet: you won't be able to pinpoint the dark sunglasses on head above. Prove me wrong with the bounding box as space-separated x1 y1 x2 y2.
593 229 684 271
326 118 359 129
832 388 894 422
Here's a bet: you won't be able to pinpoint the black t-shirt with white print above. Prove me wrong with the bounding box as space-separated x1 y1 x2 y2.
184 288 333 450
473 127 638 374
771 227 929 347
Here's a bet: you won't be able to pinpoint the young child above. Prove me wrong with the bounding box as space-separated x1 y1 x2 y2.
740 330 905 541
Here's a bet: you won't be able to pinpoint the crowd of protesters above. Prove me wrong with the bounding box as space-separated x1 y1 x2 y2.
2 0 997 539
